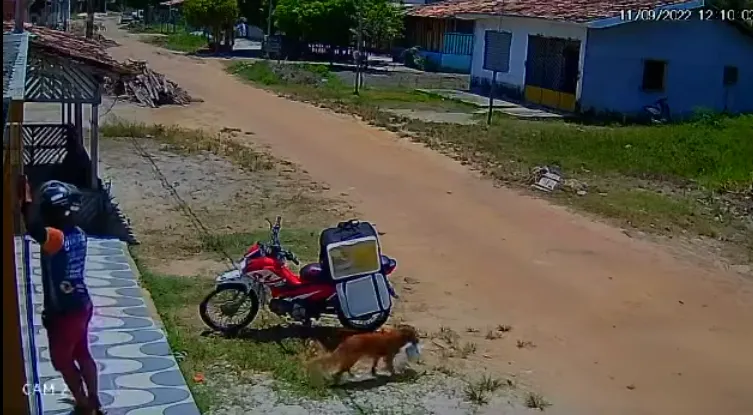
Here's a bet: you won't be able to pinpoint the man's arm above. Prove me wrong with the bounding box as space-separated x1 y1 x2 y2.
18 176 63 253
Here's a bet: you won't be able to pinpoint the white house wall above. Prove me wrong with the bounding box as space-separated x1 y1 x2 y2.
471 16 588 98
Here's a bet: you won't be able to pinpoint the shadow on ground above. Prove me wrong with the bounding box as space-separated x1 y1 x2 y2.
202 323 425 389
202 323 357 351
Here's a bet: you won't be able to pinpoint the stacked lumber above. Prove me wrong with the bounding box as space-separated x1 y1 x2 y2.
115 59 192 107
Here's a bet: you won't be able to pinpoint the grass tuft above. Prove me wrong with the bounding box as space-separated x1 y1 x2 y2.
142 32 207 53
100 120 275 172
525 391 552 411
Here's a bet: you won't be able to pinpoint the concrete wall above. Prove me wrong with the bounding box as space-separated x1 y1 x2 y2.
471 16 587 97
418 50 472 73
581 19 753 116
440 53 472 72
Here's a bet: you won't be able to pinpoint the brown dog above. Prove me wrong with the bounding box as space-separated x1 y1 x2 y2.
308 325 419 382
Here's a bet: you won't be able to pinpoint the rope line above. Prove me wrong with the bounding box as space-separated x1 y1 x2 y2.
124 135 237 269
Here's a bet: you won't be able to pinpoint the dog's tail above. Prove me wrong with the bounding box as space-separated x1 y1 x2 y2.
307 352 338 372
306 352 339 385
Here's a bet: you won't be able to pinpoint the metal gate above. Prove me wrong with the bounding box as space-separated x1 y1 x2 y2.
524 35 580 112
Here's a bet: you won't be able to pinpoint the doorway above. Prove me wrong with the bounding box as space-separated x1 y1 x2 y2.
524 35 581 112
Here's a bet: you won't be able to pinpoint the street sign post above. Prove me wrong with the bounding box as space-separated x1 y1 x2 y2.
482 30 512 125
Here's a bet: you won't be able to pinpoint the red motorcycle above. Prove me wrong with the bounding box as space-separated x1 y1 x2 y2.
199 217 399 334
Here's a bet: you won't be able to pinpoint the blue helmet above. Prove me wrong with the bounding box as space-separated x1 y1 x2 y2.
38 180 82 214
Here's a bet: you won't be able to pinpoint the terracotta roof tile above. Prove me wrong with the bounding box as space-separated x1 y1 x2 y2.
408 0 695 22
3 21 133 75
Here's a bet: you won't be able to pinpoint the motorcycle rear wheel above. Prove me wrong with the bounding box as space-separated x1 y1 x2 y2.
336 308 390 332
199 285 259 334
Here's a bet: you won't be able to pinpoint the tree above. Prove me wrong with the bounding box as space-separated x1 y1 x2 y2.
274 0 403 49
361 0 404 50
183 0 239 51
237 0 265 29
275 0 354 45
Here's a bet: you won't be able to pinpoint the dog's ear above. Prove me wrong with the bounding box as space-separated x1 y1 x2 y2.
398 324 419 341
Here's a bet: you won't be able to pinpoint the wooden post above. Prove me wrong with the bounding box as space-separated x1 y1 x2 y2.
487 71 497 125
9 101 25 232
74 103 83 146
90 102 99 189
3 100 31 415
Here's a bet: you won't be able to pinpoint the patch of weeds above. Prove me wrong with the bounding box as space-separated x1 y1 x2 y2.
516 340 536 349
227 61 342 89
485 330 502 340
436 326 460 346
477 374 505 392
458 342 477 358
464 382 490 405
525 391 552 411
100 120 275 171
127 23 185 34
404 115 753 258
497 324 512 332
227 61 473 114
435 365 456 376
143 32 207 53
464 374 508 406
566 186 721 237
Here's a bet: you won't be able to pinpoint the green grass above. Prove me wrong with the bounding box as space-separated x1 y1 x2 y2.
199 228 320 260
226 61 475 112
143 32 207 53
127 22 186 35
226 61 753 261
100 121 275 171
130 227 329 411
423 114 752 192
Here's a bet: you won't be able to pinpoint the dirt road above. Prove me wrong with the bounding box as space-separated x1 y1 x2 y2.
104 24 753 415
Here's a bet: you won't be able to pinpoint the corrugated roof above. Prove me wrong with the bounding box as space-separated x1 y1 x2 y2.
3 32 29 100
3 21 134 75
408 0 695 22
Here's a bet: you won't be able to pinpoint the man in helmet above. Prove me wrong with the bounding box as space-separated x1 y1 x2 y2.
19 178 103 415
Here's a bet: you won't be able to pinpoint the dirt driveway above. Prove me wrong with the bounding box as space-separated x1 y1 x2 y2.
103 22 753 415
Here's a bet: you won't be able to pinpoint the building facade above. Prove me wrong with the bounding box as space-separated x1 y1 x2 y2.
409 0 753 116
580 19 753 116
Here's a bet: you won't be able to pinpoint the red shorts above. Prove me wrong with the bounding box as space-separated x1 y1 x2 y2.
47 303 93 370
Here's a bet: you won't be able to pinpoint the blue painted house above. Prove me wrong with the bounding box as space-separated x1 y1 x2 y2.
410 0 753 116
401 9 475 73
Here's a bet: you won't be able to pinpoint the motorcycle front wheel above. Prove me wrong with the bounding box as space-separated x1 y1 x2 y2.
199 285 259 334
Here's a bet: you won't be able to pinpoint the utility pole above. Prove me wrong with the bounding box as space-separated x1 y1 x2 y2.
353 2 363 95
266 0 273 36
85 0 94 38
14 0 25 32
265 0 274 59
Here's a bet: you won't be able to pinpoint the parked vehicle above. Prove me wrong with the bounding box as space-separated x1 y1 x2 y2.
643 97 671 124
120 12 133 24
199 217 399 334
